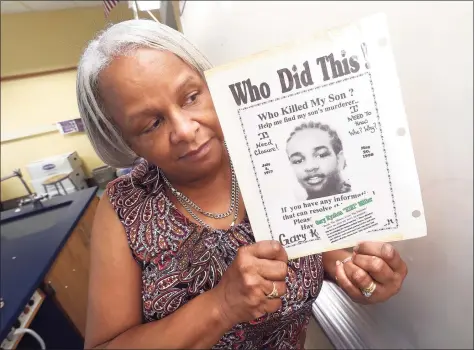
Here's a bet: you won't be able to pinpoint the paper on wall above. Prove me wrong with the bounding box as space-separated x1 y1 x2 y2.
56 118 85 135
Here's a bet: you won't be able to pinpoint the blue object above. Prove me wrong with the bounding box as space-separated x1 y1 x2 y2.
116 167 132 177
0 187 98 341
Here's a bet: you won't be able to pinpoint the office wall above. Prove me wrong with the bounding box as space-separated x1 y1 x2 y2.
1 3 132 77
181 1 473 348
0 3 133 201
0 70 104 201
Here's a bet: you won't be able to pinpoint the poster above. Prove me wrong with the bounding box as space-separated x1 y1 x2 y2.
56 118 85 135
205 13 426 258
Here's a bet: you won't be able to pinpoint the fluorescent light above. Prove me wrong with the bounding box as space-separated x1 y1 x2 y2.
128 1 161 11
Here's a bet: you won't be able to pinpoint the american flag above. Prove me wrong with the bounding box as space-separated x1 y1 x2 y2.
103 0 119 17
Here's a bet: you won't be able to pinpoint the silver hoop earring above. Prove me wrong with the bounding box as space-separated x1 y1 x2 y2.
129 172 136 189
153 166 161 192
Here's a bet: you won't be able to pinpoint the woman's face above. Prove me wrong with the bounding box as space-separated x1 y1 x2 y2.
98 48 224 183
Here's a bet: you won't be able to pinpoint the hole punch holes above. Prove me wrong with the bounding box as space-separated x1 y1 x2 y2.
397 128 406 136
412 210 421 218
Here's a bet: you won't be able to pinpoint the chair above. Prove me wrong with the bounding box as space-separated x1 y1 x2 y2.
42 173 78 196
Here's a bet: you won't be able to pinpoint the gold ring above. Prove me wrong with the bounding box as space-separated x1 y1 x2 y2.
266 282 279 299
361 281 377 298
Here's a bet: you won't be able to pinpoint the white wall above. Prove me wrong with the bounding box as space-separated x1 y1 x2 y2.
181 1 473 349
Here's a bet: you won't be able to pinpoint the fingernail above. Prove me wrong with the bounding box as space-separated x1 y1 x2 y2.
272 241 280 251
336 260 341 266
353 245 359 253
383 244 394 258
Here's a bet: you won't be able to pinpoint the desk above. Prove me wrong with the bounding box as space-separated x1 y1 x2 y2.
0 187 98 343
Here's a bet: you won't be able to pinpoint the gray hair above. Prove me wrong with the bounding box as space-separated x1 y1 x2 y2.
76 19 213 168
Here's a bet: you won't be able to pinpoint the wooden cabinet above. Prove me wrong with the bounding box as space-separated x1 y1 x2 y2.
44 197 98 337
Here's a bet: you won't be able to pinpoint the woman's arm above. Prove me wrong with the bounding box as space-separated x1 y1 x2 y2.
85 195 232 349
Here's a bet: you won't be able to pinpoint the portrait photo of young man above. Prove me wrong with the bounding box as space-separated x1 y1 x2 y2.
286 121 351 200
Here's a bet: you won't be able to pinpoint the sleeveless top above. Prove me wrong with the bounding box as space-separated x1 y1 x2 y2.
106 159 325 349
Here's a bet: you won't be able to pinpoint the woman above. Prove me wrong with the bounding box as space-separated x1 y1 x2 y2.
77 20 407 349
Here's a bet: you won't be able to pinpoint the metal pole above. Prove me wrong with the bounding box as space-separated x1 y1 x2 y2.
147 10 159 22
18 175 34 196
1 170 34 196
0 173 17 181
132 0 139 19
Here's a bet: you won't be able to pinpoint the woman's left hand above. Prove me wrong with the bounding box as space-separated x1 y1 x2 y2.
334 242 408 304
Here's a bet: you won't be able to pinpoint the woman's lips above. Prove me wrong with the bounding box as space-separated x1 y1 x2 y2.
179 139 212 161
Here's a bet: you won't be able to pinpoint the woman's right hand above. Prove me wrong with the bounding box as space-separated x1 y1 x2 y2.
213 240 288 327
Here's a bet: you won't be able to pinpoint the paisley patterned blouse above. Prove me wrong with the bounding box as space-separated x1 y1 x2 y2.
106 159 325 349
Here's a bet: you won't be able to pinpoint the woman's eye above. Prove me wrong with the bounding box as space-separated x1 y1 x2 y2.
143 118 162 134
184 92 199 105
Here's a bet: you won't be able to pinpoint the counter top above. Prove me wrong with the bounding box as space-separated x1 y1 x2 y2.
0 187 98 341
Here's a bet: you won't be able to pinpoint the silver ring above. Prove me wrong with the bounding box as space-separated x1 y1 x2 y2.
342 256 352 264
361 281 377 298
266 282 279 299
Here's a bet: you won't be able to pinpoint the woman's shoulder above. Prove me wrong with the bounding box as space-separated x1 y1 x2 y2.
106 158 163 202
103 159 190 264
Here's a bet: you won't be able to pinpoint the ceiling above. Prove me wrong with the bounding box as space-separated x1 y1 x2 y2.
0 1 104 14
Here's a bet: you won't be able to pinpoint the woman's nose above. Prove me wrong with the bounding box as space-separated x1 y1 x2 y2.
169 110 199 144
